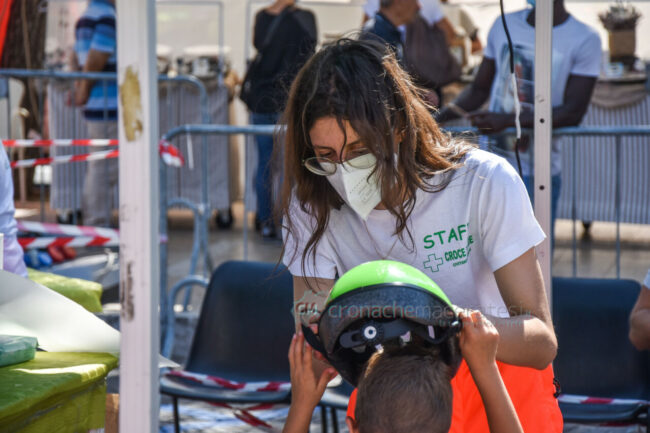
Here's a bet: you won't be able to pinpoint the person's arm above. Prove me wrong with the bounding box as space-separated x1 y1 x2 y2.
293 275 335 373
487 248 557 369
435 57 495 123
74 49 111 106
468 74 597 133
629 272 650 350
458 8 482 53
283 333 338 433
459 311 524 433
435 17 459 45
70 51 80 72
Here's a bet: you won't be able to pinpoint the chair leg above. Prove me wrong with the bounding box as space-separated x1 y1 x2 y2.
330 407 339 433
173 396 180 433
320 404 328 433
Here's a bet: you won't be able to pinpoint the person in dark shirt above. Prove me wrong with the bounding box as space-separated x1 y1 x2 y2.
246 0 317 239
361 0 421 61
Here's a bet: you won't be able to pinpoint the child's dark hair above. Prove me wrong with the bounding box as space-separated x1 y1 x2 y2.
355 344 453 433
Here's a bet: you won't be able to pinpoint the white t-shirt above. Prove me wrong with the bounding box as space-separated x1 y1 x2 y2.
283 149 545 317
363 0 445 27
483 10 602 176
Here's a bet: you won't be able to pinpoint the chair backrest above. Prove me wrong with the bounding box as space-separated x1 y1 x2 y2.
552 277 649 400
186 261 295 383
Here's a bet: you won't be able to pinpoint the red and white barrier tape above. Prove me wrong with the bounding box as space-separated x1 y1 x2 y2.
11 149 119 169
8 143 183 168
159 142 184 168
558 394 649 405
17 221 119 239
212 402 281 432
166 370 290 393
166 370 288 432
2 138 118 147
19 236 118 250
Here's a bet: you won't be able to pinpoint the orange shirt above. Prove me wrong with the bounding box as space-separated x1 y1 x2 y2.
347 361 563 433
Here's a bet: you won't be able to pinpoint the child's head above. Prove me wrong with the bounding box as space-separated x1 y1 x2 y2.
348 343 453 433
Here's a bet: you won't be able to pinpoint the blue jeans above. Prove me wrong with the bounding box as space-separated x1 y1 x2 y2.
251 112 280 225
523 175 561 245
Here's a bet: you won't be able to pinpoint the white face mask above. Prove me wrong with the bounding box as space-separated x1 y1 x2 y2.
321 153 382 220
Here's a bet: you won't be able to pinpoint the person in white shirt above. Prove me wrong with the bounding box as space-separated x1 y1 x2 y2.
629 268 650 350
437 0 602 241
279 38 562 432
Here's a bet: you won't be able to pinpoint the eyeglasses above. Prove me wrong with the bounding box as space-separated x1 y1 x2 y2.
303 150 375 176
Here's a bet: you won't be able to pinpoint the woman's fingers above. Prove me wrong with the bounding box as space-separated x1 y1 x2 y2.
317 368 337 394
312 349 327 362
303 336 314 371
288 333 297 365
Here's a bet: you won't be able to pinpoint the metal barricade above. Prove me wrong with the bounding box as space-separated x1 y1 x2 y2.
160 123 275 356
158 122 650 353
0 68 223 221
0 69 228 333
445 125 650 279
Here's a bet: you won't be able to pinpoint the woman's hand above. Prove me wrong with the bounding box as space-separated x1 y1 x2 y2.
284 332 337 433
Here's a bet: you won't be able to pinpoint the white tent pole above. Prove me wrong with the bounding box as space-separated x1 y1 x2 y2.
534 2 553 306
117 0 160 431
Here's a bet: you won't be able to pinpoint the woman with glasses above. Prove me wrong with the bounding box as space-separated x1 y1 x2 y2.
280 38 562 433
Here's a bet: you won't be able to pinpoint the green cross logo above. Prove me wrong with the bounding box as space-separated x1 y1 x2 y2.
423 253 444 273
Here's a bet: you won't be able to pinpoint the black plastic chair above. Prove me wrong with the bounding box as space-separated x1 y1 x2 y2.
319 380 355 433
552 277 649 427
160 260 295 433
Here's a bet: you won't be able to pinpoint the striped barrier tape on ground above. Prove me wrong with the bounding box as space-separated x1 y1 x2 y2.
2 139 118 147
166 370 290 392
17 221 119 239
558 394 649 405
9 143 184 168
211 403 281 432
166 370 289 432
18 236 119 249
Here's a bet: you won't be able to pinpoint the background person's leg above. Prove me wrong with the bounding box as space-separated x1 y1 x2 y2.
82 121 118 227
250 112 279 238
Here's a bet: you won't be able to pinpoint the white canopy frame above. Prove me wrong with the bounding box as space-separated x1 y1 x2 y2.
117 0 160 431
114 1 554 430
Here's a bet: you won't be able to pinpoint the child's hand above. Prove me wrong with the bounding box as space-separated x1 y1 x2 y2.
288 332 338 411
458 310 499 372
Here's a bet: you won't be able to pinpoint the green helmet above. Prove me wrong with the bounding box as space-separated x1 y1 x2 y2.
302 260 462 386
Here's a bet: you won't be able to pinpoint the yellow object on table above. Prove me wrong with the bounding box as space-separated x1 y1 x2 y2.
0 352 118 433
27 269 103 313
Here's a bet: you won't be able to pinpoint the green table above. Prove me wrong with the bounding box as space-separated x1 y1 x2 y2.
0 352 118 433
27 269 103 313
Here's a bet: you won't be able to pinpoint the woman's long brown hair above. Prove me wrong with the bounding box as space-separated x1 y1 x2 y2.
278 38 474 280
